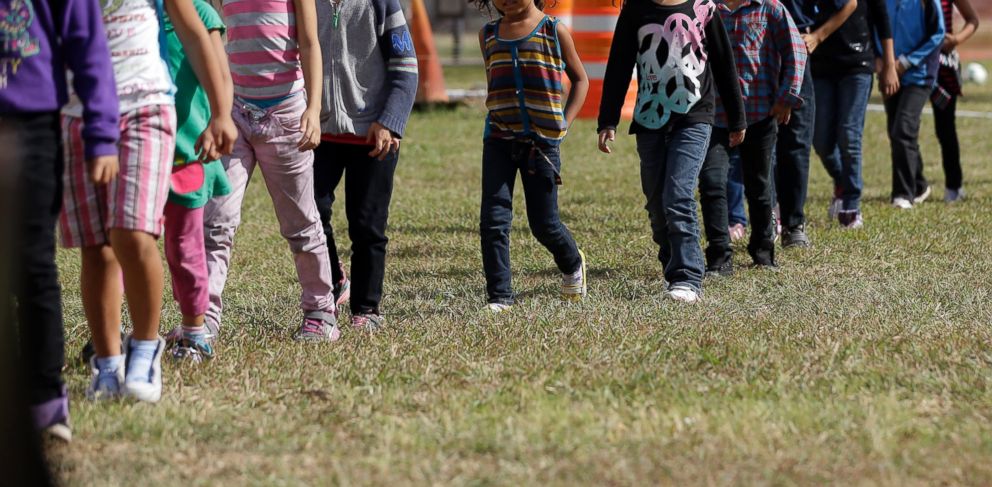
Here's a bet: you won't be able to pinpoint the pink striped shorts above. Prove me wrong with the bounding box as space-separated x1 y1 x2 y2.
59 104 177 248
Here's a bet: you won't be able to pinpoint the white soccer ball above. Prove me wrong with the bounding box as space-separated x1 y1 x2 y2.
964 62 988 85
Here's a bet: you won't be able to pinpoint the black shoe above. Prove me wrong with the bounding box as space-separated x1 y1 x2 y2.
705 258 734 278
751 245 777 268
781 224 810 248
77 331 126 366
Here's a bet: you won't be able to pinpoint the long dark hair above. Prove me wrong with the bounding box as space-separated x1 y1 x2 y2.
468 0 555 16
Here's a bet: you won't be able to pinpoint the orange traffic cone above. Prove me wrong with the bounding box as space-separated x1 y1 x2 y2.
409 0 449 104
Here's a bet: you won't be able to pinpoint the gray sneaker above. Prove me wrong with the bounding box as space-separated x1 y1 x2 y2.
781 224 810 248
352 313 385 332
293 310 341 342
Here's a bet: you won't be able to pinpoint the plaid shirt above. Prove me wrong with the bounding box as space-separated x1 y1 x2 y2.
714 0 807 128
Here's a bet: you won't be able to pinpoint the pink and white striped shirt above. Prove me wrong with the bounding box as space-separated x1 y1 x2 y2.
223 0 305 100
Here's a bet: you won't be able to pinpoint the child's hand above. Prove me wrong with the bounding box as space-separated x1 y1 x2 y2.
367 122 399 161
880 63 900 98
598 129 616 154
86 155 119 185
197 115 238 162
770 102 792 125
729 129 746 148
298 108 321 152
801 33 820 54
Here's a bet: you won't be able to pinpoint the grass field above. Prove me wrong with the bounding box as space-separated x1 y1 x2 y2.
49 65 992 486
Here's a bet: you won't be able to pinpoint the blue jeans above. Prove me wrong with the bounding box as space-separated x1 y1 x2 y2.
635 123 712 293
727 150 747 226
813 72 873 211
480 138 581 304
775 67 815 229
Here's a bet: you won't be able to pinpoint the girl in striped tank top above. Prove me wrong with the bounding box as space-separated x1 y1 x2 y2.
204 0 342 341
474 0 590 312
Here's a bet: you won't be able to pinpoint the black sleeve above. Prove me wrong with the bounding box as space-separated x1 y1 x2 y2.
868 0 892 40
596 5 639 132
705 14 746 132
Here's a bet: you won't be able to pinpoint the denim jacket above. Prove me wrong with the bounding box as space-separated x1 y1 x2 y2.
885 0 945 87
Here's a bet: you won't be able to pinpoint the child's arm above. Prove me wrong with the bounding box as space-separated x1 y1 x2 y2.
556 23 589 129
597 6 637 154
802 0 857 53
62 0 121 184
867 0 899 96
705 12 747 146
167 0 236 160
945 0 979 52
293 0 322 151
896 0 945 75
209 30 234 119
769 3 808 125
369 0 418 160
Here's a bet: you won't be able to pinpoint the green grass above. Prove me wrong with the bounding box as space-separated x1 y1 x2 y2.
50 66 992 485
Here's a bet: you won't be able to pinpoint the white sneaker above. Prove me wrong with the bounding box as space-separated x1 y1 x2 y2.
86 356 125 401
665 285 700 304
484 303 512 313
944 187 965 202
123 335 165 403
913 185 932 204
892 197 913 209
561 249 587 301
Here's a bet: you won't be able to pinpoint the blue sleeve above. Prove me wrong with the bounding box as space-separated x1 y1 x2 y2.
903 0 945 68
374 0 418 137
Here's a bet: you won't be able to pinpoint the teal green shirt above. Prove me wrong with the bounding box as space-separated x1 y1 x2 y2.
164 0 231 209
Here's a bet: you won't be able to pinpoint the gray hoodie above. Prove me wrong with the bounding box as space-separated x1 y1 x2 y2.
316 0 419 137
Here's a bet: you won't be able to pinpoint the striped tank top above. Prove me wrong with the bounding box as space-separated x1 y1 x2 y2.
223 0 305 101
482 16 568 146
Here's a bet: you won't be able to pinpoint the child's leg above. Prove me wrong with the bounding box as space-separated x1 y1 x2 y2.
812 76 842 184
164 202 208 326
342 145 399 316
80 245 124 355
659 123 710 290
58 115 123 358
7 113 68 419
203 111 256 330
635 133 673 269
480 139 518 305
726 151 748 227
254 99 335 316
739 117 778 264
774 68 815 231
698 129 732 269
518 145 581 276
313 144 347 288
886 86 929 200
835 72 874 212
933 94 961 191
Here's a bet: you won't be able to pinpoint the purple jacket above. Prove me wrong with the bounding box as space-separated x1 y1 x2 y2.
0 0 119 158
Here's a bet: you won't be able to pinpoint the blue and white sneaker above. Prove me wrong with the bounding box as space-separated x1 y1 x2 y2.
169 333 215 364
123 335 165 403
86 356 125 401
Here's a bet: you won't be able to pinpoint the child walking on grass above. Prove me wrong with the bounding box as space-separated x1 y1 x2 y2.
162 0 234 361
3 0 119 439
697 0 806 273
312 0 418 331
884 0 944 209
60 0 236 403
204 0 337 341
598 0 746 302
474 0 590 312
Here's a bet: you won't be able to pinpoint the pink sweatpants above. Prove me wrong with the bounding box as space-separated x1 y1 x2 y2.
164 201 208 317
